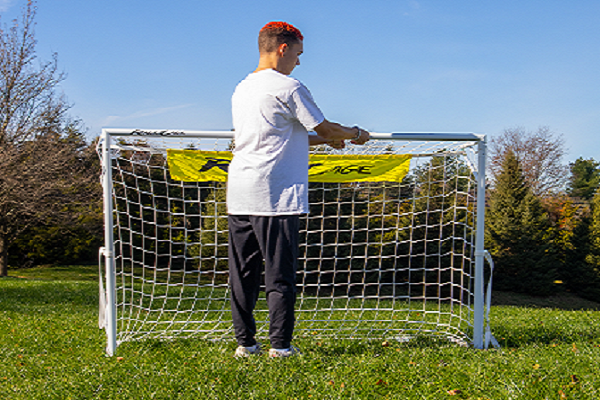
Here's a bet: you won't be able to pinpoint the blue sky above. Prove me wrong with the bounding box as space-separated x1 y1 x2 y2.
1 0 598 161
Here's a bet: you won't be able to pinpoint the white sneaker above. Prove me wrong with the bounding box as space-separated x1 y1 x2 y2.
268 345 301 358
234 343 262 358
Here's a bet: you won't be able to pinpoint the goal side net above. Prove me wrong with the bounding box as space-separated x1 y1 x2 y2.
98 129 495 355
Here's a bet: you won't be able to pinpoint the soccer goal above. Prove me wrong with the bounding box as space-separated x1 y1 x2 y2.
98 128 495 356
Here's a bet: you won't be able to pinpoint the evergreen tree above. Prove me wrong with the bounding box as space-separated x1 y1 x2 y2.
584 188 600 300
486 150 559 295
562 213 600 301
544 195 600 300
395 155 473 298
567 157 600 201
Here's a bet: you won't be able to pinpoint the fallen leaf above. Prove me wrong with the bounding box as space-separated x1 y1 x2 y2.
559 390 567 399
375 379 387 385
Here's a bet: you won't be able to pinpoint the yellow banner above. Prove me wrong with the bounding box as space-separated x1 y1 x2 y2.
307 154 412 183
167 150 412 183
167 150 232 182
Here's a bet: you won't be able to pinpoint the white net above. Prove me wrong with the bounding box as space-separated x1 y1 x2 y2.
99 130 484 347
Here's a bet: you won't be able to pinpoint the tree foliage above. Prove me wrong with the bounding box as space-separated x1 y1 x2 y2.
392 155 475 299
566 157 600 201
0 2 101 275
489 126 568 197
543 195 600 300
585 189 600 282
486 150 559 295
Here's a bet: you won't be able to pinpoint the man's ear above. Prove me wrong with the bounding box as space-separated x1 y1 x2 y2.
278 43 288 57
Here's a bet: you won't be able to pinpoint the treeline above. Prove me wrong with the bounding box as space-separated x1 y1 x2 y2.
3 2 600 303
0 2 102 276
486 127 600 300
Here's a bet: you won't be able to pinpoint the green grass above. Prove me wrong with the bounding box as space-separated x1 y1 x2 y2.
8 264 99 281
1 265 600 399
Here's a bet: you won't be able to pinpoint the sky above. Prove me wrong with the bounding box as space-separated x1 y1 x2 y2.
1 0 598 162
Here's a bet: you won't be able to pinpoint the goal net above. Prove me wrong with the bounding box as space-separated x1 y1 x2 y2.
98 129 494 355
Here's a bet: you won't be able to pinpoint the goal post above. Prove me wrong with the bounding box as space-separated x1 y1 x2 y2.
98 128 495 355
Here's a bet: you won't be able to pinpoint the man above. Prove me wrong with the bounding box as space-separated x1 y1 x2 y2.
227 21 370 358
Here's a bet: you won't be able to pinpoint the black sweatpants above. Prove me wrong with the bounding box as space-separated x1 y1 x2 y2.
228 215 300 349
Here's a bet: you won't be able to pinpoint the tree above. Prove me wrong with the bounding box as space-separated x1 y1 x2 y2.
486 150 559 295
544 195 600 300
584 188 600 300
489 126 569 197
0 2 99 276
395 155 473 298
566 157 600 201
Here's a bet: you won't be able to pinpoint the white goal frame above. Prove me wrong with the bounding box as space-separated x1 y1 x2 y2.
98 128 495 356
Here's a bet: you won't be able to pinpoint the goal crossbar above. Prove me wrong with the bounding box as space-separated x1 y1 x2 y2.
98 129 494 356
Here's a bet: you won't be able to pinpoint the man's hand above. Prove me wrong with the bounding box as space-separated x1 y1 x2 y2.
350 128 370 145
328 140 345 150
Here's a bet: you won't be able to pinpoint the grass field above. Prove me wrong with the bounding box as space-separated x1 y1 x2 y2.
2 265 600 399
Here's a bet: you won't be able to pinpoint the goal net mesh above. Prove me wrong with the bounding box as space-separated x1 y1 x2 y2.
99 132 482 347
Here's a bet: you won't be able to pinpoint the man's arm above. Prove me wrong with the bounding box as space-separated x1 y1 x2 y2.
313 119 370 145
308 134 345 149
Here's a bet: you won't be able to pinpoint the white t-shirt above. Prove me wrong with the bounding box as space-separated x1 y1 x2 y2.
227 69 325 215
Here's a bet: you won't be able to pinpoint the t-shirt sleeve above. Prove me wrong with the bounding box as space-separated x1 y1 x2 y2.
288 85 325 131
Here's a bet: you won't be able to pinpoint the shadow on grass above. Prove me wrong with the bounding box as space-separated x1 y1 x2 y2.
491 324 600 349
492 290 600 311
5 263 99 281
0 279 98 310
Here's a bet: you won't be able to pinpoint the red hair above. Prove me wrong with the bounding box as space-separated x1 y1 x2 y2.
260 21 304 41
258 21 303 53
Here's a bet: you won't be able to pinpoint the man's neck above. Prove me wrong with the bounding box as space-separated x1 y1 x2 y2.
254 52 280 74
